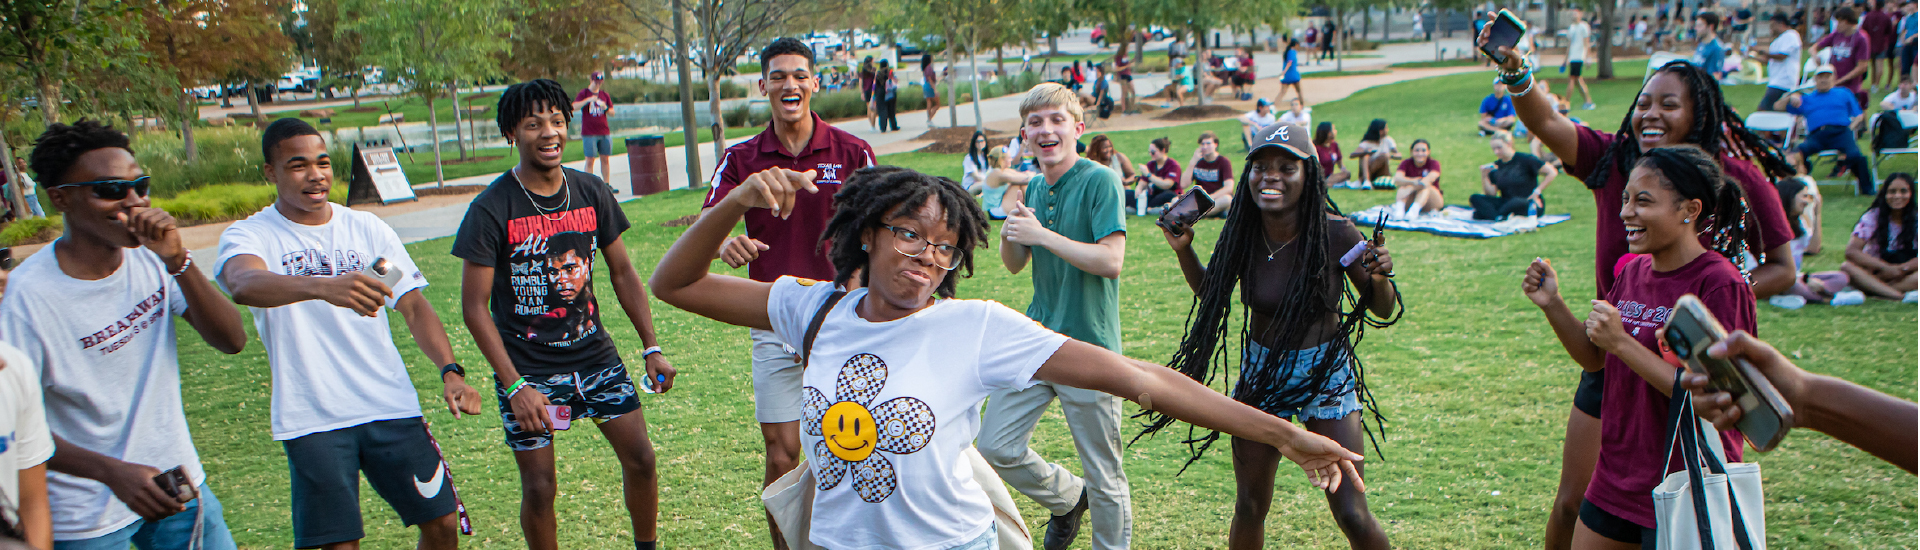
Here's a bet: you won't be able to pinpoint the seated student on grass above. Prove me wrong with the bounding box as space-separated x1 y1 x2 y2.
1130 137 1183 212
1683 331 1917 473
1086 134 1137 182
1183 131 1237 216
1472 135 1558 220
1522 146 1756 550
1314 122 1352 188
1773 177 1854 304
647 165 1364 550
1389 139 1443 219
1478 82 1519 137
962 130 991 192
1352 119 1400 188
1278 98 1312 130
1170 56 1194 107
1779 64 1876 195
1155 123 1400 550
1840 172 1918 300
969 148 1038 220
1240 99 1279 151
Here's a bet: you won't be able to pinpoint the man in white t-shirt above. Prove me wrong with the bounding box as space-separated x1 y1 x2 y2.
0 120 247 548
1277 97 1313 129
1565 8 1596 110
0 342 52 549
1752 13 1805 112
1880 75 1916 109
1240 98 1279 152
214 119 483 550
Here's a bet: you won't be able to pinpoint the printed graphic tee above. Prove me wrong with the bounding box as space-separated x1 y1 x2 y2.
0 248 203 540
215 203 431 440
1190 156 1234 193
0 343 51 525
452 168 630 375
765 277 1069 550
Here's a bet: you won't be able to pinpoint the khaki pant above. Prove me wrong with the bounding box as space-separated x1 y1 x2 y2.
977 381 1132 549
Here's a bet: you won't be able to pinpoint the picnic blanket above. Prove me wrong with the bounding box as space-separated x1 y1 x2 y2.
1348 205 1572 239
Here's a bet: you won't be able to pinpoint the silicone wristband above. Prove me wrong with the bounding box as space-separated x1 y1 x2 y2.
642 346 664 359
505 378 528 398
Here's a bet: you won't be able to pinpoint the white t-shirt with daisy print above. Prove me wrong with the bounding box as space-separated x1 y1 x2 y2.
766 276 1069 550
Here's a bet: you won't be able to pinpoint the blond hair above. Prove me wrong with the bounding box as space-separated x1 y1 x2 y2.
1018 82 1084 123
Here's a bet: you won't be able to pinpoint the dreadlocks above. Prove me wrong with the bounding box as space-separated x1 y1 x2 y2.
1138 150 1400 471
495 79 574 139
1637 146 1752 263
821 166 992 298
1584 60 1795 194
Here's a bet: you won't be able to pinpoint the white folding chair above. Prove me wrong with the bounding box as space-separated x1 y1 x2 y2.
1745 111 1797 150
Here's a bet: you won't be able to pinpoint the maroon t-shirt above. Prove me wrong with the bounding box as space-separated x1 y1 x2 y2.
1862 10 1897 52
703 112 876 282
1585 252 1752 530
1190 156 1234 193
1316 141 1343 173
1147 158 1182 192
1814 30 1873 91
1565 125 1794 298
575 88 613 136
1396 158 1442 193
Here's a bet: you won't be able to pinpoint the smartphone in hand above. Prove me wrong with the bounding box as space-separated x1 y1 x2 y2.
152 466 197 504
1665 295 1794 451
545 405 573 431
364 257 404 289
1480 10 1529 64
1155 188 1216 237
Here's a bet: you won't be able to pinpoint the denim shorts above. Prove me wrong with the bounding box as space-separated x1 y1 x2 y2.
1235 340 1361 421
581 134 612 158
496 363 641 451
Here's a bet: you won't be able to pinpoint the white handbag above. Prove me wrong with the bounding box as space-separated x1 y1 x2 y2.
1652 376 1765 550
761 448 1033 550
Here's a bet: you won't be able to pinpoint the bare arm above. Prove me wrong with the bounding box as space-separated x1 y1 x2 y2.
47 436 182 520
459 262 521 382
18 463 47 549
220 255 391 317
1530 162 1559 202
1026 230 1126 280
1748 243 1797 298
1844 235 1895 271
395 289 482 418
1161 226 1206 294
1480 35 1583 167
1034 340 1364 492
604 238 680 392
1482 164 1499 195
650 174 793 331
173 258 246 354
1522 259 1606 371
1684 331 1916 472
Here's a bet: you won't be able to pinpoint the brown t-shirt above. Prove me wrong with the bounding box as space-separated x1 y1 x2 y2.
1239 216 1365 350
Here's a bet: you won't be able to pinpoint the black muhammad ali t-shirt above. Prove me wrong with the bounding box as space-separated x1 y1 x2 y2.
451 168 630 375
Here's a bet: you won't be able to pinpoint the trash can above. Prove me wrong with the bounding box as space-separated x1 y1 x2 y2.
626 135 668 196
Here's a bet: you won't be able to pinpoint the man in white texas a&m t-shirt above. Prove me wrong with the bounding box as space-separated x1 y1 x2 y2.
214 118 481 549
0 119 248 547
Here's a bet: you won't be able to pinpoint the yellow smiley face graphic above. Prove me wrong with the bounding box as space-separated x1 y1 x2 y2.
822 401 877 462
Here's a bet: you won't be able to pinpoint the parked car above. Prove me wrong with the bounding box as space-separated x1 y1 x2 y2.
850 30 881 49
896 34 945 56
803 32 845 53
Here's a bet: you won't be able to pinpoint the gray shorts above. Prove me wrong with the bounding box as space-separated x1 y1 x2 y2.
582 134 612 158
750 328 806 423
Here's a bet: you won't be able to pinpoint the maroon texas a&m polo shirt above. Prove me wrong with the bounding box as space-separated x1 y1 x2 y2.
703 112 876 282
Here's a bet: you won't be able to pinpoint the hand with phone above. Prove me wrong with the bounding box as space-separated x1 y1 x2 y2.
1680 330 1917 471
1476 10 1531 73
103 460 186 520
322 271 393 317
509 381 556 434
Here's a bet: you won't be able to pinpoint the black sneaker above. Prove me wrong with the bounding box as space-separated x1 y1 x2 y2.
1042 488 1090 550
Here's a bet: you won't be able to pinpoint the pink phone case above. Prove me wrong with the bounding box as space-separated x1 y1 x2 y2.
545 405 573 430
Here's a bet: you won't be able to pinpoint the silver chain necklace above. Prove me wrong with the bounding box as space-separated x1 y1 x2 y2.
1263 234 1293 261
513 166 571 221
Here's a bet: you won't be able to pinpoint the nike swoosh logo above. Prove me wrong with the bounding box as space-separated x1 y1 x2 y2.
414 462 446 498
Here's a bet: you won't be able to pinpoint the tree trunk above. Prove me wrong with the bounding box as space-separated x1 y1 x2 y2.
178 91 199 165
945 29 959 128
449 81 468 160
995 45 1006 80
0 132 25 221
1547 0 1561 36
1048 34 1059 55
247 83 265 122
1597 0 1617 79
34 72 61 126
1336 8 1346 71
427 93 445 187
672 0 701 188
1363 8 1372 42
352 86 361 107
970 36 984 130
707 74 725 165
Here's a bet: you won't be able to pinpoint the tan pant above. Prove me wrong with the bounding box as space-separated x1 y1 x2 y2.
977 381 1132 549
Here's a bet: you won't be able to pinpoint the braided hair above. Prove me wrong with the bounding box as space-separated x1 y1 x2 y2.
495 79 573 139
1636 146 1752 263
1138 148 1400 470
821 166 991 298
1583 60 1795 194
1868 173 1917 262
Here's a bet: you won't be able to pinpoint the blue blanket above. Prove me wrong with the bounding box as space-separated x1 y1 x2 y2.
1348 205 1572 239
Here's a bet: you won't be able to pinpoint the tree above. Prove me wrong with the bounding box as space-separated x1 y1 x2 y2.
345 0 508 187
0 0 138 125
142 0 293 164
502 0 630 80
304 0 369 105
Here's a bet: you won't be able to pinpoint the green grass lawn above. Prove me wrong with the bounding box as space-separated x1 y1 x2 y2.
394 127 764 185
280 91 503 130
175 62 1916 548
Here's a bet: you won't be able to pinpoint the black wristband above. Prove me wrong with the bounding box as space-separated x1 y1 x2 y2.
440 362 465 378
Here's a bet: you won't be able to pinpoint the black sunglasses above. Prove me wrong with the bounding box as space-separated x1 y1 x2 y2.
55 175 151 200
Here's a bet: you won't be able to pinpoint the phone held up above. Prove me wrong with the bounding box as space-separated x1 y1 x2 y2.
1155 187 1217 237
1479 9 1529 64
1664 294 1795 452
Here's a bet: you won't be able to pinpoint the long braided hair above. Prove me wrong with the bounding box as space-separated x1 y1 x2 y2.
1137 149 1401 471
1637 146 1752 262
820 166 991 298
1585 60 1793 270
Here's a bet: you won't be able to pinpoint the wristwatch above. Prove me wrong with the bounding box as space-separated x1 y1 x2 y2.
440 362 466 378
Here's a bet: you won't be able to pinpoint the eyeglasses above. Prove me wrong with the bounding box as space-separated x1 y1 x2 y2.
884 225 963 270
54 175 150 200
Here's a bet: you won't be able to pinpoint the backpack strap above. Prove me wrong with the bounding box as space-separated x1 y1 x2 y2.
801 289 849 364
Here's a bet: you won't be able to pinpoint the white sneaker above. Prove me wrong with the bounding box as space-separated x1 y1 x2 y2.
1768 294 1808 309
1905 291 1918 303
1832 290 1867 306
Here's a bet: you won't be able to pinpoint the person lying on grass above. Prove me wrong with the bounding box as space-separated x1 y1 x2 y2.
648 165 1363 550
